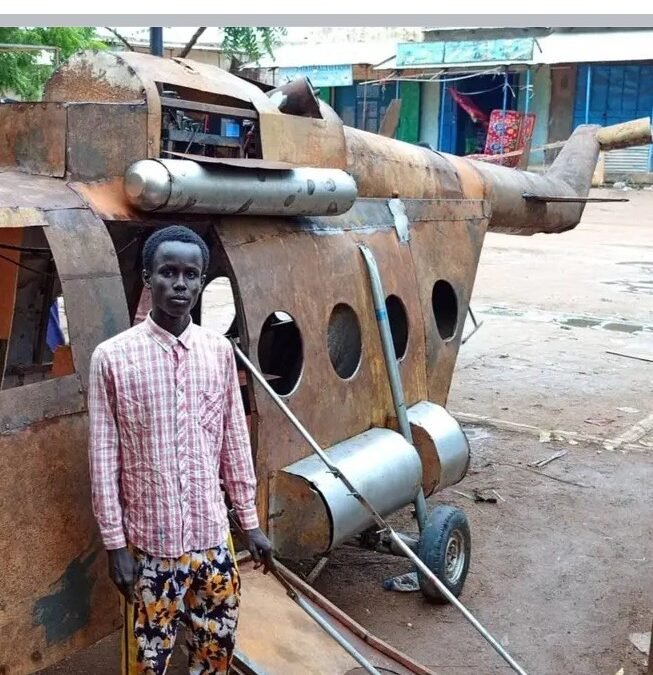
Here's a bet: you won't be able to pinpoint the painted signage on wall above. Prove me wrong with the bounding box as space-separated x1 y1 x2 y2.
277 64 354 88
396 38 534 67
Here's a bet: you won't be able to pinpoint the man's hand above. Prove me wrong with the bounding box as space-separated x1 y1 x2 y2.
108 547 138 601
243 527 276 574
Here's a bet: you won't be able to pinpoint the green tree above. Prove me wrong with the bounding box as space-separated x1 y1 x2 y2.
0 26 285 100
0 27 107 99
220 27 286 64
106 27 285 68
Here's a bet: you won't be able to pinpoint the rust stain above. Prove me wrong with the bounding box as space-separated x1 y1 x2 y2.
52 345 75 378
68 178 141 222
0 228 22 339
0 103 67 177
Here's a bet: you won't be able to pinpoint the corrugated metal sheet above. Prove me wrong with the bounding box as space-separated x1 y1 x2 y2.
604 146 652 174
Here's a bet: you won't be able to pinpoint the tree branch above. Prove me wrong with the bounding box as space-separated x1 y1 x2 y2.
179 27 206 58
104 27 135 51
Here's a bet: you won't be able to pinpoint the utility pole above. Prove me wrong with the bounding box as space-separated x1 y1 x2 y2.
150 27 163 56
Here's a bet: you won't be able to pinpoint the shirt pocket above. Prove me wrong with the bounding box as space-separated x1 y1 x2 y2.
198 390 224 435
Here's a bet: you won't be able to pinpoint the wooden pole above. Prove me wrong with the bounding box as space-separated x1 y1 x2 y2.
596 117 653 151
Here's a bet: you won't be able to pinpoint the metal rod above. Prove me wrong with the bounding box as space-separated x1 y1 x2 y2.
524 68 531 115
585 65 592 125
389 533 527 675
502 70 509 111
232 342 529 675
438 80 447 152
229 512 380 675
358 244 428 532
272 569 382 675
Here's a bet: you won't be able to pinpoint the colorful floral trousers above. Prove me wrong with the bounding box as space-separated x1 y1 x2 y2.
121 542 240 675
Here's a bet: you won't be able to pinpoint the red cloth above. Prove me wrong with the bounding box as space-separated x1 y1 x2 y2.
88 313 259 557
448 88 489 126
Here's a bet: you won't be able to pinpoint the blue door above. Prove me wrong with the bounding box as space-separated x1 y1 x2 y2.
574 63 653 128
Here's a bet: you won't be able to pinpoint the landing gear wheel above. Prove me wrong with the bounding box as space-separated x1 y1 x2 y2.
416 505 471 604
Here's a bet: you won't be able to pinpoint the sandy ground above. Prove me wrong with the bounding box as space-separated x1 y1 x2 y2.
41 188 653 675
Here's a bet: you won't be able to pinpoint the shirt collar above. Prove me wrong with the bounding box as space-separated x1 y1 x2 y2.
145 312 194 352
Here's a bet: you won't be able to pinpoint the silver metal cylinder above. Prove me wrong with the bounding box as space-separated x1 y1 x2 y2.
124 158 358 216
407 401 471 494
271 428 423 557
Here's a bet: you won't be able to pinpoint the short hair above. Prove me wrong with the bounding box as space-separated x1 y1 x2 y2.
142 226 210 273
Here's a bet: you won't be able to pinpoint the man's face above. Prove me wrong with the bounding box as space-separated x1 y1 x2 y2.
144 240 206 320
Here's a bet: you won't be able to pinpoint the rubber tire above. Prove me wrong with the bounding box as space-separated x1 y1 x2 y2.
416 505 471 604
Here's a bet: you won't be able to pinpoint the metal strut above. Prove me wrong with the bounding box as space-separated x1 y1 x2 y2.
358 243 428 532
232 341 529 675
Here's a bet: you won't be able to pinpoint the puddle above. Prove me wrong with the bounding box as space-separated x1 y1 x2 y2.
560 317 602 329
479 304 652 334
602 322 645 334
605 261 653 295
603 279 653 295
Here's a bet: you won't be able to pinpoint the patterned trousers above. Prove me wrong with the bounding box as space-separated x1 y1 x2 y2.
121 542 240 675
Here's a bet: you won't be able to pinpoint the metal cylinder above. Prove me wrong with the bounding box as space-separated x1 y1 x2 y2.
269 428 423 559
124 158 358 216
406 401 470 495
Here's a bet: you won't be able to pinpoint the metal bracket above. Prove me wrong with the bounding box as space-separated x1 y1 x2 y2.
387 198 410 243
462 306 484 345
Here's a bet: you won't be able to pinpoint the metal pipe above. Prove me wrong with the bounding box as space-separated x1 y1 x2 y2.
232 342 529 675
438 80 447 151
124 159 358 216
585 65 592 125
229 513 381 675
272 569 382 675
524 68 531 115
502 70 509 111
389 533 527 675
358 243 428 532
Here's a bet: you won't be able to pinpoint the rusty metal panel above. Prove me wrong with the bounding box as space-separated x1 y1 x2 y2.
0 207 49 228
66 103 148 182
44 50 146 103
44 209 131 389
344 126 467 200
0 413 120 674
268 471 331 559
216 201 427 480
0 373 84 433
68 178 142 222
0 103 67 177
0 228 23 339
406 201 489 405
0 170 84 212
259 111 347 170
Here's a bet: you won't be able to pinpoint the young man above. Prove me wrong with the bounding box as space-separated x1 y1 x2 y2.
88 225 273 674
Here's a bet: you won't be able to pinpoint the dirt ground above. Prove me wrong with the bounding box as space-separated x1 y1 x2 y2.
42 188 653 675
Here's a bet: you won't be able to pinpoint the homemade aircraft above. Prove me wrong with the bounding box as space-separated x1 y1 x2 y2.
0 49 649 674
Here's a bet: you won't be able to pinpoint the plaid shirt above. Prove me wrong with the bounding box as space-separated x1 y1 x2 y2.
88 314 259 558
